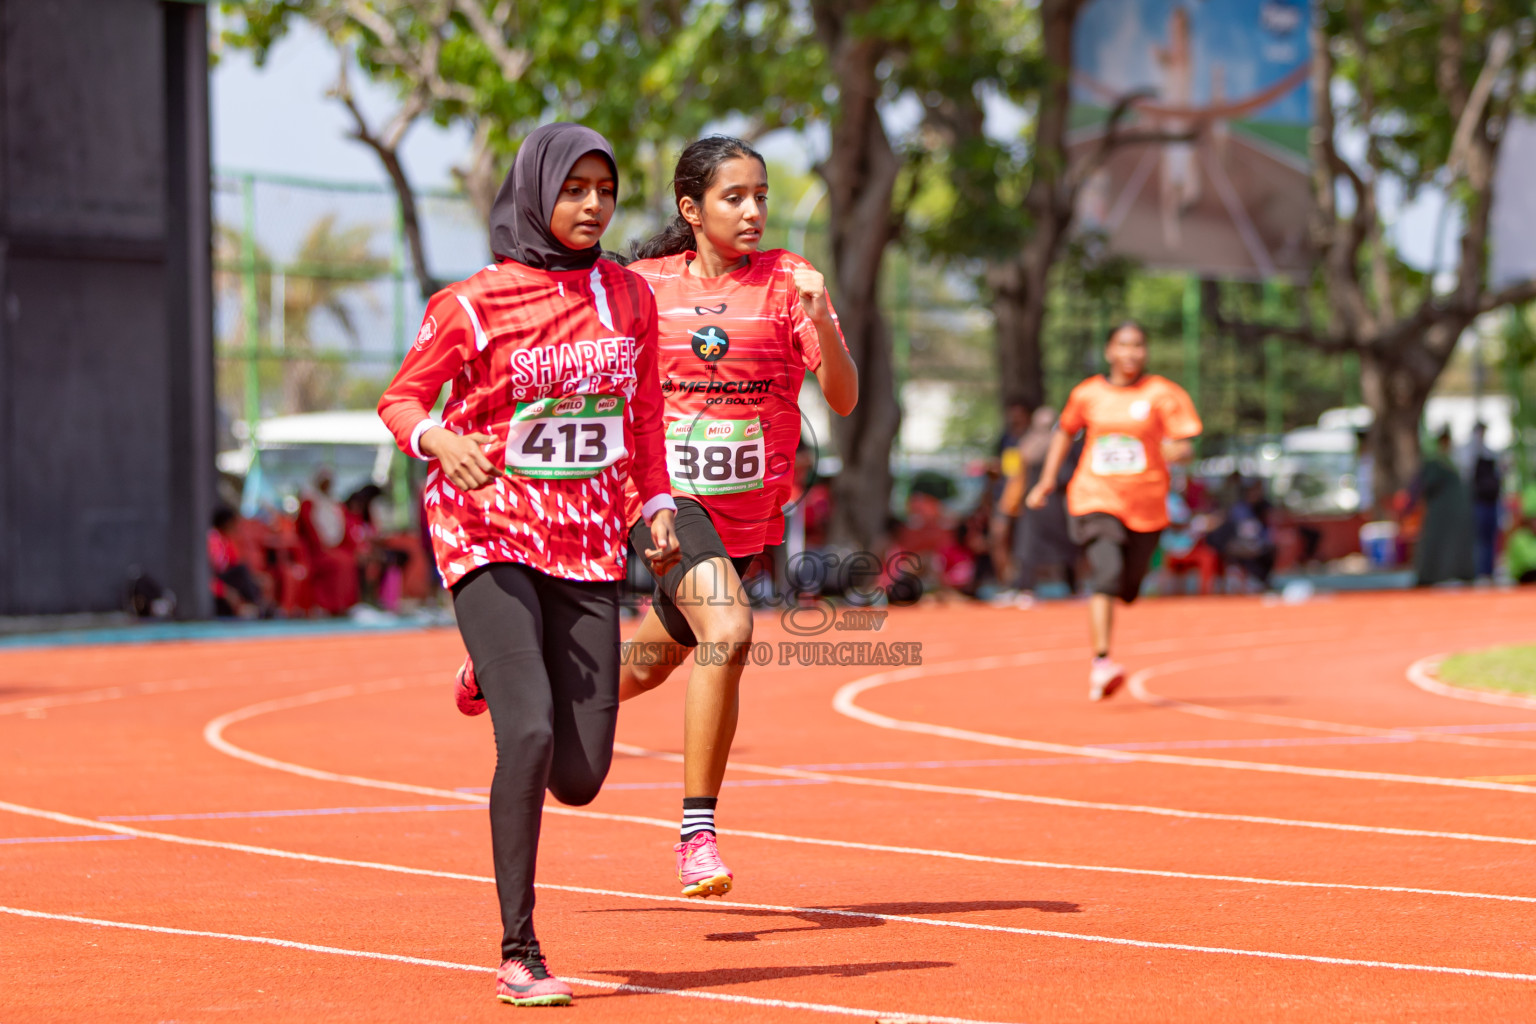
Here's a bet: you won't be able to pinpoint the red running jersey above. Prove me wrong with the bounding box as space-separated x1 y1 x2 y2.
378 259 672 587
623 249 846 557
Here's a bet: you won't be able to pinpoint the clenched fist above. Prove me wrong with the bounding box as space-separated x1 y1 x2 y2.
792 266 833 325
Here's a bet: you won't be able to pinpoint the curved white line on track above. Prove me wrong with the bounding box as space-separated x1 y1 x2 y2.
1128 651 1536 750
831 654 1536 794
615 742 1536 846
206 680 1536 852
204 680 1536 908
6 803 1536 985
1407 655 1536 711
0 906 1020 1024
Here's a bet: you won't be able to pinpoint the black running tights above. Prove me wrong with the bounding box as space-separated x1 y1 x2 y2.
451 562 619 959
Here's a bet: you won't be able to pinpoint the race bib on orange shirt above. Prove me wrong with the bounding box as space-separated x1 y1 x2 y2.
1090 433 1148 475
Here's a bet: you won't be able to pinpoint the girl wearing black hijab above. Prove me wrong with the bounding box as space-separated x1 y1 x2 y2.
379 122 677 1006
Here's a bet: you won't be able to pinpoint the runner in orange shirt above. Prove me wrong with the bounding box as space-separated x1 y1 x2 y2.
1026 321 1201 699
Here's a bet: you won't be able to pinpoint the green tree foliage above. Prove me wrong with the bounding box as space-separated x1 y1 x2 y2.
1271 0 1536 500
220 1 819 295
215 215 388 415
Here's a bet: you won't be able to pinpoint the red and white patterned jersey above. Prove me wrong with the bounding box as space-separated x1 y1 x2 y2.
379 259 672 587
621 249 845 557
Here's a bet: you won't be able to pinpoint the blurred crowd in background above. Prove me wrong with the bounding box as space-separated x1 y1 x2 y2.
203 401 1536 620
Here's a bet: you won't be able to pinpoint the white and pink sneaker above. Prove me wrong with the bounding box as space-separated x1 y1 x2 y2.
1089 657 1126 701
675 831 733 898
496 950 573 1006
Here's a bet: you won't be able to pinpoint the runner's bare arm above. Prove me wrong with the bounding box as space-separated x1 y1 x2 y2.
1161 438 1196 464
796 266 858 415
644 508 680 574
1025 428 1074 510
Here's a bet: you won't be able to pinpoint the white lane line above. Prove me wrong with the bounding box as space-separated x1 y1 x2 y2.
829 655 1536 794
0 834 135 846
199 686 1536 896
5 807 1535 984
1127 650 1536 750
614 743 1536 846
205 680 1536 853
0 905 1019 1024
185 694 1536 904
1408 655 1536 711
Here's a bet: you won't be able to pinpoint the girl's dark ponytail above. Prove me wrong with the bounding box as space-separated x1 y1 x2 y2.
632 214 697 260
631 136 766 261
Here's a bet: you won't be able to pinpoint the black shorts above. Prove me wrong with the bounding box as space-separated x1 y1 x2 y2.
1069 512 1162 604
629 497 758 647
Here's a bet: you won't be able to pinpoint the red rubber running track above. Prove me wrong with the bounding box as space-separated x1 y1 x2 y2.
3 588 1536 1022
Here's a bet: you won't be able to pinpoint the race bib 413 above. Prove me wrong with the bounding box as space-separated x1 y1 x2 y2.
505 395 626 479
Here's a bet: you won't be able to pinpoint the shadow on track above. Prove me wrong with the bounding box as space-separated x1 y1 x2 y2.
591 899 1080 942
579 959 953 996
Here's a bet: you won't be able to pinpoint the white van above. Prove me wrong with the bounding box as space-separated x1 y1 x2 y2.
218 411 399 517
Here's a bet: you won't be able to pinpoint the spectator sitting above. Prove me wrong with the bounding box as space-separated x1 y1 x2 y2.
893 471 964 598
208 505 270 618
1504 484 1536 585
297 467 359 615
1159 488 1220 595
1208 478 1277 591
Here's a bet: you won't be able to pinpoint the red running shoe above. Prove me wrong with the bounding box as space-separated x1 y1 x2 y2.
456 657 487 717
496 949 573 1006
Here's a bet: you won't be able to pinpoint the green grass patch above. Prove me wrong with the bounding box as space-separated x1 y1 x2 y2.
1438 644 1536 696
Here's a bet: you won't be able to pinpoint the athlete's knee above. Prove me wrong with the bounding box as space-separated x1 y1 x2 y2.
695 601 753 650
492 713 554 763
546 759 610 806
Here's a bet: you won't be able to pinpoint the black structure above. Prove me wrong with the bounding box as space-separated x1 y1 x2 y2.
0 0 214 616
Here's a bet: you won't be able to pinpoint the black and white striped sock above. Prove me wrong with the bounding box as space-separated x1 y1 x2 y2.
680 796 717 843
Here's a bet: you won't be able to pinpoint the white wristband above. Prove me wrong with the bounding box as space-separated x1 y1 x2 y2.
408 417 442 460
641 494 677 522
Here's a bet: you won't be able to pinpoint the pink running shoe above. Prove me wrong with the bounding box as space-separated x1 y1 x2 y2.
675 831 733 898
496 950 573 1006
456 656 487 717
1089 657 1126 701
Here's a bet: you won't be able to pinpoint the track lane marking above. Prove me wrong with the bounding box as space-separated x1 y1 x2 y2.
1128 650 1536 750
1407 655 1536 711
830 653 1536 793
4 806 1535 983
199 685 1536 898
204 680 1536 852
0 905 1019 1023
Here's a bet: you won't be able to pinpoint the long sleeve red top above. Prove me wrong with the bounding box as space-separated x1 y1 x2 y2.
378 259 674 587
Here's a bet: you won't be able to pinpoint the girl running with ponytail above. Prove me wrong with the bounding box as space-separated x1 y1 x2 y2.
619 136 858 897
381 123 677 1007
458 136 858 900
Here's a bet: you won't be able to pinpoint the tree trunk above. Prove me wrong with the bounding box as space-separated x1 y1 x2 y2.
987 259 1046 409
1357 319 1462 507
990 0 1081 414
813 3 903 552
